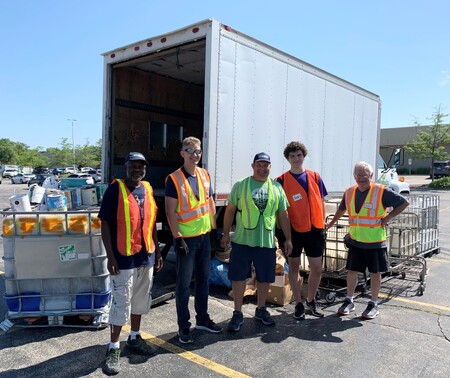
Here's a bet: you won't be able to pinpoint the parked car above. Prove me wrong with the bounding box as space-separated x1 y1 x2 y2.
87 169 102 183
67 173 95 185
33 167 50 174
2 169 19 178
11 173 35 184
0 175 2 184
431 160 450 178
52 167 65 175
65 167 78 174
28 174 58 187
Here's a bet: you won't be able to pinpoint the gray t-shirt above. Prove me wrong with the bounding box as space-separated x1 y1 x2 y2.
338 186 407 249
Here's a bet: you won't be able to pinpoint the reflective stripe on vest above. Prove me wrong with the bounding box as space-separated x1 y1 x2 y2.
345 183 386 243
280 170 324 232
115 179 157 256
240 177 278 231
169 167 211 237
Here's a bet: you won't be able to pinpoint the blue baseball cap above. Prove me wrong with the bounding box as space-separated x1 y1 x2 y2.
253 152 271 163
125 152 149 165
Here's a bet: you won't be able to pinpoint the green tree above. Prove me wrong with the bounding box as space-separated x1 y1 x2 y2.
404 107 450 180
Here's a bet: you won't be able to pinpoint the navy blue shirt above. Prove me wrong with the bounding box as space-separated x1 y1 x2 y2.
98 181 155 269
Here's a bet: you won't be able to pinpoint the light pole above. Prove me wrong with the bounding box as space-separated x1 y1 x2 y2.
67 118 77 171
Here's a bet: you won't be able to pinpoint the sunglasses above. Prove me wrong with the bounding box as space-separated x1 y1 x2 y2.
184 148 202 155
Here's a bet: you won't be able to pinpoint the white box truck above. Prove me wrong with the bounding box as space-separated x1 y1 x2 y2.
101 19 408 230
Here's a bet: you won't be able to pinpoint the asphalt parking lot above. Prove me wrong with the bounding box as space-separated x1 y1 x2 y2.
0 177 449 377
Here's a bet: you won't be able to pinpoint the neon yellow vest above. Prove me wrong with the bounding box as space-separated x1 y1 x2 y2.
239 177 278 231
345 183 387 243
169 167 211 237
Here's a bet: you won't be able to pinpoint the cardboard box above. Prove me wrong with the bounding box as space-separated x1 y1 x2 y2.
267 273 293 306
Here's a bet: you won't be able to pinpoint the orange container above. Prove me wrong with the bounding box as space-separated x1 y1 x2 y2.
39 214 66 235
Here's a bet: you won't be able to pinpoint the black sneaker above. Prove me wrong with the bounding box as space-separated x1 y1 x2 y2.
293 302 305 320
254 307 275 326
178 328 193 344
227 310 244 332
103 347 120 375
195 319 222 333
126 334 155 356
337 298 356 315
305 299 324 318
362 302 379 319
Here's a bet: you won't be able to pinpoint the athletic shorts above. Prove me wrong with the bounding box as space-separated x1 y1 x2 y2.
346 245 389 273
290 227 325 258
109 265 154 326
228 242 276 283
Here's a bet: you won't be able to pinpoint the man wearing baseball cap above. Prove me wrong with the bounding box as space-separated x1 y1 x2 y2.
99 151 163 374
221 152 292 332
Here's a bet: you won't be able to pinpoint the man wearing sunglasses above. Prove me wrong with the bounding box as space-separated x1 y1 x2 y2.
165 137 222 344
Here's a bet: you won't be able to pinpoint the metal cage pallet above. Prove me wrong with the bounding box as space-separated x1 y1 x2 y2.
1 209 111 332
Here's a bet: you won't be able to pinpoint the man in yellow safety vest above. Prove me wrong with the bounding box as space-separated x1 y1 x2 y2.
165 137 222 344
326 161 409 319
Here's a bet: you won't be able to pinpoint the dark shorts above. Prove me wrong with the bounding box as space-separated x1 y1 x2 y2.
346 245 389 273
290 227 325 258
228 242 276 283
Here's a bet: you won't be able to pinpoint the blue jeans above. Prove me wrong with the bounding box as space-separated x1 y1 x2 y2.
175 232 211 329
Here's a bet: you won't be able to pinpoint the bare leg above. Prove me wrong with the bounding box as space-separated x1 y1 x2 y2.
288 257 303 304
346 270 359 297
232 280 246 311
256 282 270 308
369 272 382 301
130 314 141 333
306 256 322 302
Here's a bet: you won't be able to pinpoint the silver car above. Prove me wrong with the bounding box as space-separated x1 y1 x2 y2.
11 173 35 184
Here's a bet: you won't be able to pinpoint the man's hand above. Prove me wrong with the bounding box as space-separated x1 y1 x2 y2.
175 237 189 256
107 255 120 275
220 233 231 249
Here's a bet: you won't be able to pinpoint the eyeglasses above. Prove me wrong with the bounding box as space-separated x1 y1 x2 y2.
184 148 202 155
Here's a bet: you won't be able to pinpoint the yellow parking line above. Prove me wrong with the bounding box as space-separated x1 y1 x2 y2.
123 325 251 378
378 293 450 312
427 259 450 263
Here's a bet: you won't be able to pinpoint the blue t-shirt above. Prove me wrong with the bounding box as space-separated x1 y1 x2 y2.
98 181 155 269
276 170 328 198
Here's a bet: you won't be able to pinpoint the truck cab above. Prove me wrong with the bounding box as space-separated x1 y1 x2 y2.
377 148 410 194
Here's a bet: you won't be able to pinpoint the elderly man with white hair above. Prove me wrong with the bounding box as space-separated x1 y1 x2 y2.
326 161 409 319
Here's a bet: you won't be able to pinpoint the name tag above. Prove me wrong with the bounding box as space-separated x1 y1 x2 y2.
292 193 302 201
364 204 373 209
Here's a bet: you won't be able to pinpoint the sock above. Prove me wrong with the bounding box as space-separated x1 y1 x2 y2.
369 299 378 305
130 330 140 340
109 341 120 350
346 296 354 303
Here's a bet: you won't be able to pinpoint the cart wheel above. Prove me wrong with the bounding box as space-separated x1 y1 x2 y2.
401 272 406 279
325 292 336 304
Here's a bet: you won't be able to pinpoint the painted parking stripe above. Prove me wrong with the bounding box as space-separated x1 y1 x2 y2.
427 258 450 263
378 293 450 312
123 325 251 378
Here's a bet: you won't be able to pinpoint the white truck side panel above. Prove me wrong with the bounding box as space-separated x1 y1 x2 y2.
213 30 380 195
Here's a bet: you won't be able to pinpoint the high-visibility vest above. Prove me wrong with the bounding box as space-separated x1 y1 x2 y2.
239 177 279 231
168 167 211 237
115 179 157 256
345 183 387 243
279 170 324 232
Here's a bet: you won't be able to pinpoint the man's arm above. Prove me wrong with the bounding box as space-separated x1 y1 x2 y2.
381 199 410 227
101 220 119 275
277 209 293 256
325 208 347 230
165 196 182 238
220 203 237 248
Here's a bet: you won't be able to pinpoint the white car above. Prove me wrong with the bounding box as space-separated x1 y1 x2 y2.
11 173 35 184
67 173 95 185
2 169 19 178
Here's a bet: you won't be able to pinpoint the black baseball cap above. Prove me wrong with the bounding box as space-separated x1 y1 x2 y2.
253 152 271 163
125 152 149 165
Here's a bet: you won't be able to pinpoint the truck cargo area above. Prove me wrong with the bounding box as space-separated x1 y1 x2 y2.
107 39 207 192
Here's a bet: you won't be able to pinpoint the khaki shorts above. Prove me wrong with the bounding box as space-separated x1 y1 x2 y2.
109 265 154 326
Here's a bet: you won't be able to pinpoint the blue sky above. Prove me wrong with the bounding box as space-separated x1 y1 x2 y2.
1 1 449 149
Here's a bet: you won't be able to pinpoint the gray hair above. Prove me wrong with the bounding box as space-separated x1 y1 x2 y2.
353 161 374 176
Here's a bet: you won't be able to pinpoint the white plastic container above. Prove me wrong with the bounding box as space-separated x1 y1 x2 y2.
81 187 98 206
9 194 32 212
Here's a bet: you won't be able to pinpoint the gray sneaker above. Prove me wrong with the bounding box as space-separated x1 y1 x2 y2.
103 347 120 375
254 307 275 326
178 328 193 344
227 310 244 332
126 334 155 356
305 299 324 318
337 298 356 315
362 302 379 319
